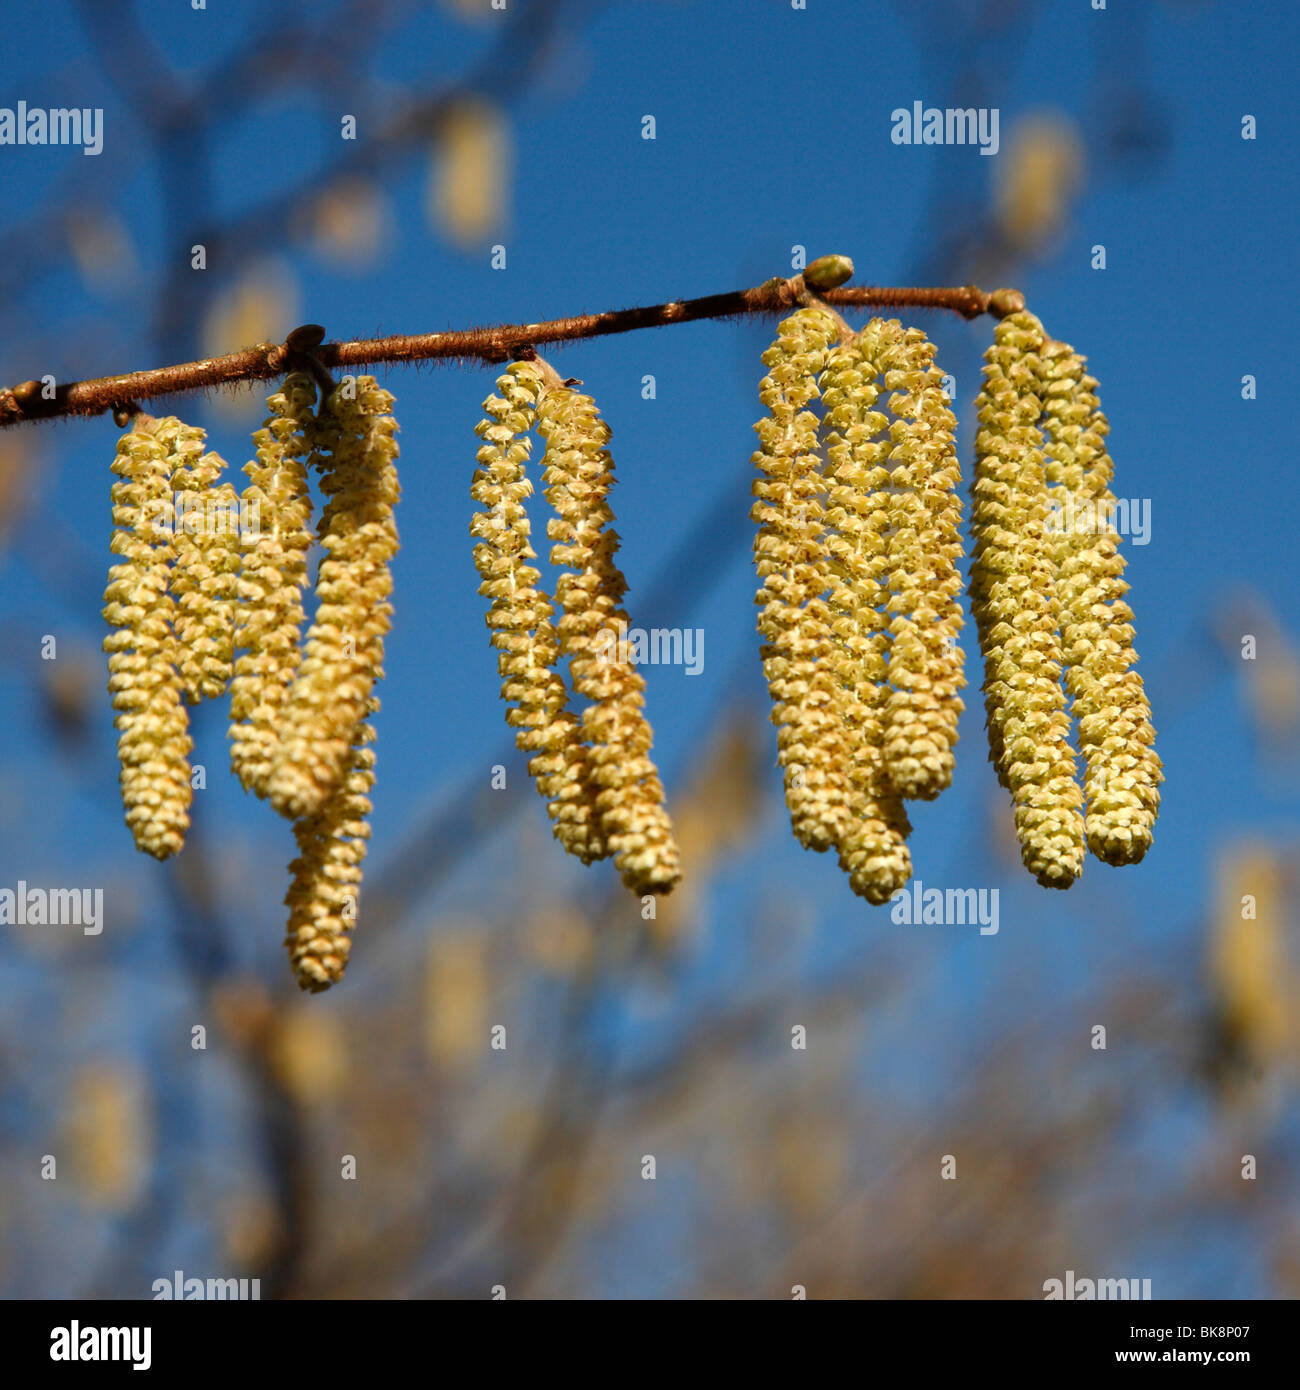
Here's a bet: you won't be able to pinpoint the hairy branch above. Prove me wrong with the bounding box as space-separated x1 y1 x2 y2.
0 275 1023 430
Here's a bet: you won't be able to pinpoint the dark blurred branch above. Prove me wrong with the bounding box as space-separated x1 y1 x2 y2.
151 0 570 358
0 0 458 309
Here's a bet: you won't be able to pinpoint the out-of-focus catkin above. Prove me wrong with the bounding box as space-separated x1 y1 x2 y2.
1037 338 1161 865
229 373 316 796
751 306 854 853
269 375 401 821
875 322 965 800
165 417 239 703
537 378 680 894
102 415 192 859
470 362 606 865
970 311 1084 888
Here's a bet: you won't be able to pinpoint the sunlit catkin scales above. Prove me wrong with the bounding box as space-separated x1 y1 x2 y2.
970 311 1085 888
470 362 607 865
268 375 401 821
164 417 239 704
102 416 193 859
875 323 965 801
1038 339 1161 865
818 330 912 902
229 373 317 797
751 306 854 853
536 377 680 895
283 711 377 991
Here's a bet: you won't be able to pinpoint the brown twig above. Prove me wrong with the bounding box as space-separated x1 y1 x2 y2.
0 276 1022 430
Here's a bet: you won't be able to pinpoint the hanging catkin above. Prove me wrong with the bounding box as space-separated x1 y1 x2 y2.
229 373 317 796
102 415 193 860
876 323 965 800
536 376 680 895
970 310 1085 888
81 250 1170 985
751 306 854 853
166 418 239 703
283 705 377 991
819 329 913 902
269 375 401 821
470 362 607 864
1037 338 1162 865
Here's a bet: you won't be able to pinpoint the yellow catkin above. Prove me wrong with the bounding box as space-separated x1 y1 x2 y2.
283 709 376 991
279 376 399 988
819 329 913 902
164 417 239 703
229 373 317 796
751 306 854 853
537 379 680 894
1038 339 1162 864
970 311 1084 888
269 375 401 821
874 322 965 800
102 416 192 859
471 363 607 864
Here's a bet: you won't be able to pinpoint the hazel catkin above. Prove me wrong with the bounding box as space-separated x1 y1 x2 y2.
229 373 317 797
818 328 913 902
102 415 193 860
86 259 1169 989
470 362 607 865
283 710 376 991
970 310 1085 888
873 321 965 801
268 375 401 821
537 376 680 895
166 417 239 704
1037 338 1162 865
751 306 855 854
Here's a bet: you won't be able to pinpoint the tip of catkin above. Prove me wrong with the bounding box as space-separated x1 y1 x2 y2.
290 943 352 992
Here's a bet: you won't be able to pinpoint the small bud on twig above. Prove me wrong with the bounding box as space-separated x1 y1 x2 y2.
803 254 855 292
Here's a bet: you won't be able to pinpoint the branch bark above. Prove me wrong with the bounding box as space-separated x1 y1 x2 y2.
0 275 1023 430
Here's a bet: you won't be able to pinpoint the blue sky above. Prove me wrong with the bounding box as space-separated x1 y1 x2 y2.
0 0 1297 1297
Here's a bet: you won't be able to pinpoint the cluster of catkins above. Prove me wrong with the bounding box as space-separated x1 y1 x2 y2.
470 360 681 897
101 290 1161 993
970 309 1161 885
751 303 1161 900
103 373 400 990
